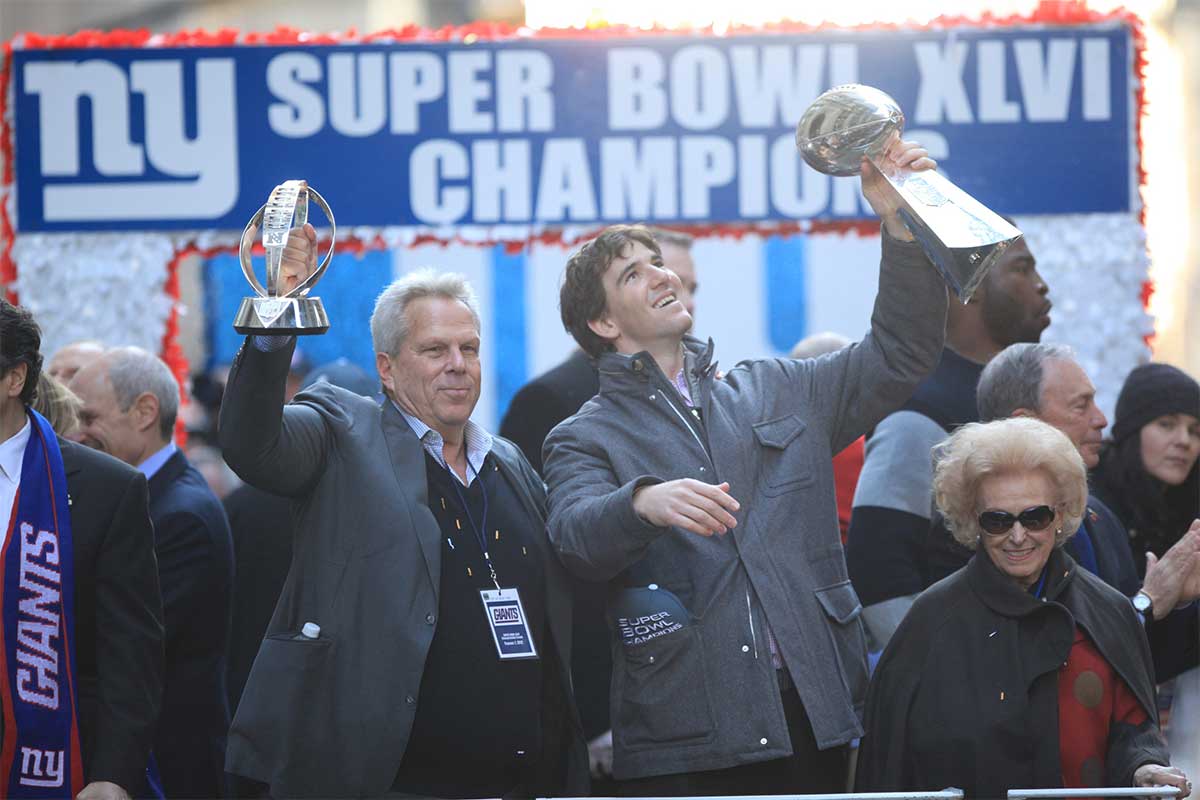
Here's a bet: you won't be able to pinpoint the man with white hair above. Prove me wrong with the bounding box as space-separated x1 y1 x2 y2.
219 245 587 798
69 347 234 799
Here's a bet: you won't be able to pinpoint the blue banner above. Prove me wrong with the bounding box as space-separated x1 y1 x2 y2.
11 23 1133 232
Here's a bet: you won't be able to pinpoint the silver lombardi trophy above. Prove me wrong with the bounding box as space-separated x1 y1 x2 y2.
796 84 1021 301
233 179 337 335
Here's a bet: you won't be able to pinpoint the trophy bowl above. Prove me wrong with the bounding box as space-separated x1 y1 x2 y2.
794 84 1022 301
795 85 904 177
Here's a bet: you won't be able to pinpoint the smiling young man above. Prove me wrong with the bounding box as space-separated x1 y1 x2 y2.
219 267 587 798
543 139 948 795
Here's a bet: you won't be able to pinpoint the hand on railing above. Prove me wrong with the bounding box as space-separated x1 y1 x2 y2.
1135 764 1191 799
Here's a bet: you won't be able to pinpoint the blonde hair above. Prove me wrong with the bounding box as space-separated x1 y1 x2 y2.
32 372 83 437
932 417 1087 548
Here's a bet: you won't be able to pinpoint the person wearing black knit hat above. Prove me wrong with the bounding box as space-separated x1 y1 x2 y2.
1093 363 1200 569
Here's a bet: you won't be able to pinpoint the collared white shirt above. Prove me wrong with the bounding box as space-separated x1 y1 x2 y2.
0 419 32 537
137 441 177 481
394 402 493 487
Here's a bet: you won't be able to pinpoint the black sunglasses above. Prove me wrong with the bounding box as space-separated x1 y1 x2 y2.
978 505 1057 536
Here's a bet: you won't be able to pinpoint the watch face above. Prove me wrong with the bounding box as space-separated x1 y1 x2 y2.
1134 593 1152 612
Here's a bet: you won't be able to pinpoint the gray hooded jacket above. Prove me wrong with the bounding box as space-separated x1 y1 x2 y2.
543 232 947 779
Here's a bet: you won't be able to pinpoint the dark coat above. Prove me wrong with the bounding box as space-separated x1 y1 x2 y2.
59 437 165 794
219 339 588 798
224 483 293 713
145 449 234 798
499 350 598 476
856 548 1168 798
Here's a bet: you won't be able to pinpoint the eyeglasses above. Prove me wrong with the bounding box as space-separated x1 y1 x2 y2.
978 505 1057 536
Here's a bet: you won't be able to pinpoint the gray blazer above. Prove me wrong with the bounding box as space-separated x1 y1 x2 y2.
543 233 948 780
218 340 587 798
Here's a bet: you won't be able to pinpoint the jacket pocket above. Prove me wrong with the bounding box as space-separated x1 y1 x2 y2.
815 581 869 716
753 414 815 496
614 626 715 751
233 633 337 789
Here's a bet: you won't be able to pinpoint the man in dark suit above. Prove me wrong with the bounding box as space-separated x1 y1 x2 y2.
219 229 587 798
0 301 163 800
70 346 233 799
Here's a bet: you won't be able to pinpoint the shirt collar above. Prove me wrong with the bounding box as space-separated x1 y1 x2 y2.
0 419 31 485
138 441 178 480
392 401 493 484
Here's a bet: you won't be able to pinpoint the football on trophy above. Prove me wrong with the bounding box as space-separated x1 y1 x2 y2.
795 84 905 177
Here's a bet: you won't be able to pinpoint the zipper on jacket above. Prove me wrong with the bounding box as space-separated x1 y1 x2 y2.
745 589 759 659
656 391 711 463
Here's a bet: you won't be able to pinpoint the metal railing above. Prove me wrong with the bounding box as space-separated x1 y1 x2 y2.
563 792 965 800
553 788 1186 800
1009 789 1185 799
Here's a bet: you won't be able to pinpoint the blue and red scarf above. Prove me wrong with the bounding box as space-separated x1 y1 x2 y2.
0 410 84 798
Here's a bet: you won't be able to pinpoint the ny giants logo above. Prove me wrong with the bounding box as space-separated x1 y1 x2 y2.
18 747 64 789
490 605 522 625
16 523 63 710
22 58 239 222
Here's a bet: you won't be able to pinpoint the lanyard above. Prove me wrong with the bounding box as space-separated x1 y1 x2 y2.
446 457 501 590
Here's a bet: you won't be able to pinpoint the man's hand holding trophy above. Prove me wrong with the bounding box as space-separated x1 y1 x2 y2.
796 84 1022 300
234 179 336 335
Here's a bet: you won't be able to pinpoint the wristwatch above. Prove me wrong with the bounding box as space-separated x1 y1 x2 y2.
1133 591 1154 619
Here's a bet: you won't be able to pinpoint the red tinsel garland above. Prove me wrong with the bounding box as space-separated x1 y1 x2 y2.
0 1 1153 377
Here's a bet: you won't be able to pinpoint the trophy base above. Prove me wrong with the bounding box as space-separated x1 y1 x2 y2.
880 167 1022 303
234 297 329 335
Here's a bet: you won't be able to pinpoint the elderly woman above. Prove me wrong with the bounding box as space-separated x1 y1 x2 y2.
855 417 1189 798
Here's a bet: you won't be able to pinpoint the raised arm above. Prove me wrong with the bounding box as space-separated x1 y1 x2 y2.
218 223 332 496
217 337 330 497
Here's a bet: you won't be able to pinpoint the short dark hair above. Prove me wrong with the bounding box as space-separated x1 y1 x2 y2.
560 225 661 358
0 300 43 407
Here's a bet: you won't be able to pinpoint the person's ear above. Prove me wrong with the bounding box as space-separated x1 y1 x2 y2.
376 352 395 397
2 363 27 400
587 314 619 345
1010 407 1036 420
130 391 161 435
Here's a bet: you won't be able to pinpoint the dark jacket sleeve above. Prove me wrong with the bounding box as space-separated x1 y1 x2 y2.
543 419 666 582
89 472 165 792
1106 718 1172 787
1107 604 1172 784
772 232 947 455
218 338 330 497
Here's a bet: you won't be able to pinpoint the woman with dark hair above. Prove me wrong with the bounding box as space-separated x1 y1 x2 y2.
856 417 1188 798
1092 362 1200 783
1092 363 1200 571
